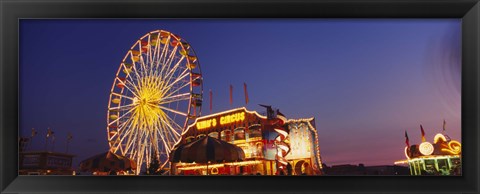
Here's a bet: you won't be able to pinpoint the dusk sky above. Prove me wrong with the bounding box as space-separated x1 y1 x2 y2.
19 19 461 168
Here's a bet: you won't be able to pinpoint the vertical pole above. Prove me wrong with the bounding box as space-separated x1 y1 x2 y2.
232 84 234 106
209 89 212 113
45 136 49 151
52 136 55 152
66 141 70 153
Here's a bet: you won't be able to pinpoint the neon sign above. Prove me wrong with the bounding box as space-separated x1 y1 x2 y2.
196 118 217 130
419 142 434 156
220 112 245 125
196 111 245 130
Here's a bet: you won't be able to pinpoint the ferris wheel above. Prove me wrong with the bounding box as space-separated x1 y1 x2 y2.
106 30 203 174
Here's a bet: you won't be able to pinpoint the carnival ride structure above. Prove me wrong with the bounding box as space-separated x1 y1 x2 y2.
106 30 203 174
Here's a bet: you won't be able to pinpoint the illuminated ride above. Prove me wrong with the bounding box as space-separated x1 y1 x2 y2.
106 30 203 174
396 133 462 175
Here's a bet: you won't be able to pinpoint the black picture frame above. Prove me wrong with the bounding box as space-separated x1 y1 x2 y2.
1 0 479 193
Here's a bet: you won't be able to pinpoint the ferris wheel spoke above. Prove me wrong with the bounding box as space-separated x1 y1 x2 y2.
123 131 139 155
155 111 182 143
158 37 172 77
117 77 141 99
135 41 149 79
139 54 150 78
159 105 188 117
116 114 135 135
124 79 143 97
111 93 135 101
112 124 134 153
129 54 146 88
108 107 136 126
153 39 164 71
123 84 141 100
109 103 136 111
112 116 135 142
161 57 186 88
161 55 185 83
122 62 141 89
158 92 191 105
161 67 190 97
126 127 143 158
162 46 180 77
150 133 160 157
161 113 183 138
162 80 191 100
154 110 181 146
154 119 173 154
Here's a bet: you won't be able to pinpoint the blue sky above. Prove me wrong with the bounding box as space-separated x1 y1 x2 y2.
20 19 461 167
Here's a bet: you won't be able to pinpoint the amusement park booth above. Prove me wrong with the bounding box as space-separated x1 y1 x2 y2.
169 107 323 175
396 133 461 175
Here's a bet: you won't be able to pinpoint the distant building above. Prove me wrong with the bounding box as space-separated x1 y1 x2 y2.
322 163 409 175
19 151 75 175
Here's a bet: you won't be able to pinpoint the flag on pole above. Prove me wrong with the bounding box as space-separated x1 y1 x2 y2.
45 127 54 151
67 132 73 142
209 89 212 113
243 82 249 104
420 125 426 142
229 84 233 105
66 132 73 153
46 128 54 138
443 119 446 132
31 128 37 137
405 131 410 147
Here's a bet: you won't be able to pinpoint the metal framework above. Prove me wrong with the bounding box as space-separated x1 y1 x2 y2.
106 30 203 174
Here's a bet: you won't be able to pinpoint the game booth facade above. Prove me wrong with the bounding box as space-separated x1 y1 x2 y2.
169 107 323 175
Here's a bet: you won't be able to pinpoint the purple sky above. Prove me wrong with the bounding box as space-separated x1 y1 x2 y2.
19 19 461 168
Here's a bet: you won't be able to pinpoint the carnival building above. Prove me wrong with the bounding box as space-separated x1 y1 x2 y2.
169 106 323 175
395 132 461 175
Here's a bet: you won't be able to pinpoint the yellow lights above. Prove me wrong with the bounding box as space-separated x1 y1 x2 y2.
404 146 410 159
394 160 409 165
285 124 312 160
406 155 460 162
130 76 165 132
419 142 434 156
176 160 262 170
195 111 245 131
441 140 461 155
196 118 217 130
433 133 448 144
210 167 219 175
220 112 245 125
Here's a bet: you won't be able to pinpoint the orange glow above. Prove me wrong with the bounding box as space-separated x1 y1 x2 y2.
433 133 448 143
441 140 461 154
404 146 410 159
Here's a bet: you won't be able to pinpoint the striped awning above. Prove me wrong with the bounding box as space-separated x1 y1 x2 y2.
170 136 245 164
79 151 136 172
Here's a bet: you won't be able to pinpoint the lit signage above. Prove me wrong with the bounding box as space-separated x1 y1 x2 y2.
419 142 434 156
196 118 217 130
196 111 246 130
220 112 245 125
